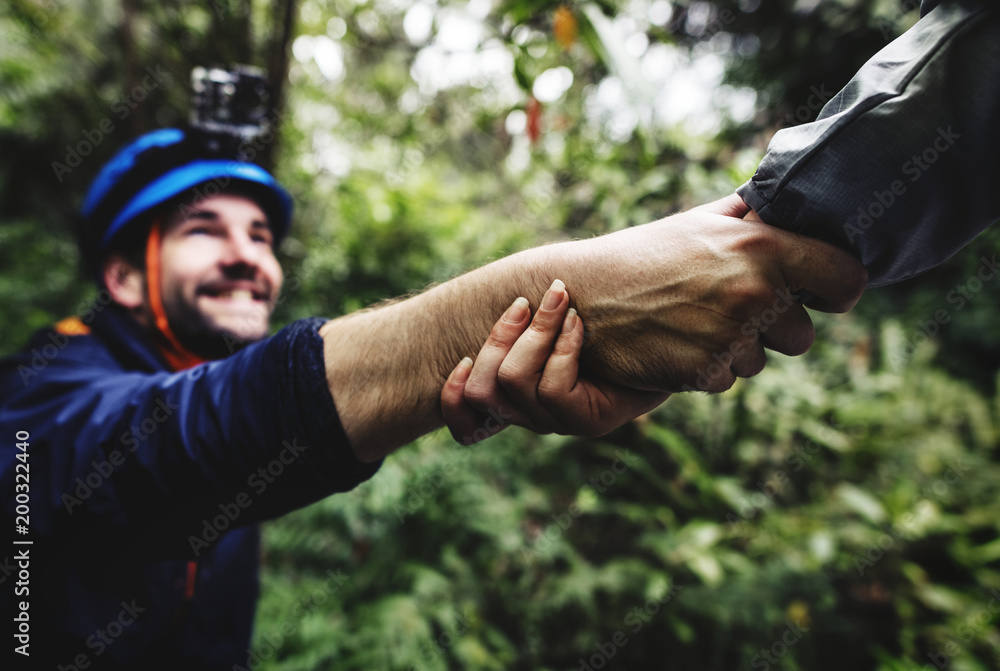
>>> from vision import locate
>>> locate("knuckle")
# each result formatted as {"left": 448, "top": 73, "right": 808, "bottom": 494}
{"left": 730, "top": 278, "right": 773, "bottom": 312}
{"left": 462, "top": 381, "right": 495, "bottom": 409}
{"left": 688, "top": 365, "right": 736, "bottom": 393}
{"left": 797, "top": 330, "right": 816, "bottom": 355}
{"left": 735, "top": 225, "right": 781, "bottom": 257}
{"left": 551, "top": 335, "right": 577, "bottom": 357}
{"left": 528, "top": 316, "right": 555, "bottom": 335}
{"left": 750, "top": 278, "right": 779, "bottom": 304}
{"left": 713, "top": 374, "right": 738, "bottom": 393}
{"left": 497, "top": 361, "right": 526, "bottom": 389}
{"left": 440, "top": 387, "right": 460, "bottom": 409}
{"left": 536, "top": 378, "right": 561, "bottom": 402}
{"left": 843, "top": 261, "right": 869, "bottom": 303}
{"left": 786, "top": 321, "right": 816, "bottom": 355}
{"left": 744, "top": 354, "right": 767, "bottom": 379}
{"left": 496, "top": 370, "right": 516, "bottom": 390}
{"left": 484, "top": 329, "right": 514, "bottom": 350}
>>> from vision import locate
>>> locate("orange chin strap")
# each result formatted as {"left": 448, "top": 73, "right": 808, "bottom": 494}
{"left": 145, "top": 218, "right": 208, "bottom": 372}
{"left": 143, "top": 218, "right": 203, "bottom": 626}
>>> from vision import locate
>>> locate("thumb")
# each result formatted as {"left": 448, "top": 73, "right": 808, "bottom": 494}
{"left": 690, "top": 193, "right": 752, "bottom": 218}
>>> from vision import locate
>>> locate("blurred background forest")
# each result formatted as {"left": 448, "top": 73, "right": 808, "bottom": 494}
{"left": 3, "top": 0, "right": 1000, "bottom": 669}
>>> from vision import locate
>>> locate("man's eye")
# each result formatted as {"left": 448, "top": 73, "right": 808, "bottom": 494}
{"left": 188, "top": 226, "right": 211, "bottom": 236}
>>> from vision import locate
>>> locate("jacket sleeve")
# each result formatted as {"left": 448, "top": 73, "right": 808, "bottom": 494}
{"left": 0, "top": 317, "right": 381, "bottom": 559}
{"left": 736, "top": 0, "right": 999, "bottom": 287}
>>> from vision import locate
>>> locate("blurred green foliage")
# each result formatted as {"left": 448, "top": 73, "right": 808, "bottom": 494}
{"left": 2, "top": 0, "right": 999, "bottom": 669}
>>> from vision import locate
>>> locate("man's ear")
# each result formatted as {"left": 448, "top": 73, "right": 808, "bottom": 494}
{"left": 102, "top": 254, "right": 146, "bottom": 310}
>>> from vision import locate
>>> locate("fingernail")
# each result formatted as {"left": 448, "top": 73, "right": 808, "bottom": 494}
{"left": 562, "top": 308, "right": 577, "bottom": 332}
{"left": 452, "top": 356, "right": 473, "bottom": 383}
{"left": 541, "top": 279, "right": 565, "bottom": 311}
{"left": 503, "top": 296, "right": 530, "bottom": 323}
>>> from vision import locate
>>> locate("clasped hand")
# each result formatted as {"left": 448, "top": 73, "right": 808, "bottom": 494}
{"left": 441, "top": 194, "right": 867, "bottom": 444}
{"left": 442, "top": 280, "right": 669, "bottom": 444}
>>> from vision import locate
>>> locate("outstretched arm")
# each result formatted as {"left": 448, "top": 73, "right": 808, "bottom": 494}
{"left": 319, "top": 194, "right": 867, "bottom": 462}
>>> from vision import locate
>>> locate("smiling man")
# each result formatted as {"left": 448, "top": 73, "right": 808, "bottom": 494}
{"left": 107, "top": 192, "right": 283, "bottom": 362}
{"left": 0, "top": 126, "right": 865, "bottom": 669}
{"left": 157, "top": 195, "right": 280, "bottom": 345}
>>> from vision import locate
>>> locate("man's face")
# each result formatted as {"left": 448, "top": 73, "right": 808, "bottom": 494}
{"left": 157, "top": 193, "right": 283, "bottom": 357}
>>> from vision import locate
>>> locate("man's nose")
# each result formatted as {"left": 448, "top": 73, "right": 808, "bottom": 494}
{"left": 220, "top": 232, "right": 263, "bottom": 269}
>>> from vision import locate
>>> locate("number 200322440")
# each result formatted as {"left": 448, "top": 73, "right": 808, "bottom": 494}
{"left": 15, "top": 431, "right": 29, "bottom": 533}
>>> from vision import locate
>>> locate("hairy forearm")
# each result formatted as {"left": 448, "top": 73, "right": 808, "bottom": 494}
{"left": 319, "top": 246, "right": 556, "bottom": 461}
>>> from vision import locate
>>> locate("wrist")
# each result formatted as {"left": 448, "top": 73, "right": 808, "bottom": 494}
{"left": 423, "top": 245, "right": 558, "bottom": 381}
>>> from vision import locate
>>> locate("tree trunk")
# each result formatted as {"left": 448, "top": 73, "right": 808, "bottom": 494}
{"left": 262, "top": 0, "right": 297, "bottom": 171}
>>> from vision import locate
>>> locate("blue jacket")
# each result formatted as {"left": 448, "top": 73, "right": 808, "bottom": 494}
{"left": 0, "top": 304, "right": 381, "bottom": 669}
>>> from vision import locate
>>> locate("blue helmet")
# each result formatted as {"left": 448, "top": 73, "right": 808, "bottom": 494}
{"left": 79, "top": 127, "right": 293, "bottom": 270}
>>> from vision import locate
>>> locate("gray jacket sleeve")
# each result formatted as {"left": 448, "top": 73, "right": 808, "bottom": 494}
{"left": 736, "top": 0, "right": 999, "bottom": 287}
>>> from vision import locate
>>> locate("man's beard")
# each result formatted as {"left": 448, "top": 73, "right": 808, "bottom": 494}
{"left": 165, "top": 296, "right": 272, "bottom": 360}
